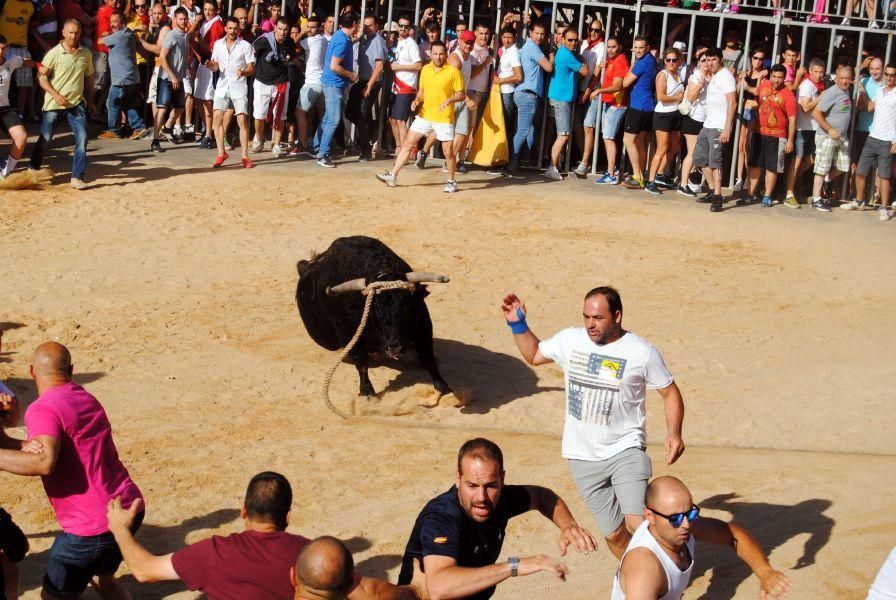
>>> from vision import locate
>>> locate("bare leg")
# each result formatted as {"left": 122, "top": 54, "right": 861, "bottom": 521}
{"left": 213, "top": 109, "right": 226, "bottom": 157}
{"left": 879, "top": 176, "right": 891, "bottom": 208}
{"left": 581, "top": 126, "right": 595, "bottom": 168}
{"left": 649, "top": 130, "right": 670, "bottom": 182}
{"left": 297, "top": 109, "right": 310, "bottom": 150}
{"left": 748, "top": 166, "right": 761, "bottom": 196}
{"left": 442, "top": 139, "right": 456, "bottom": 181}
{"left": 390, "top": 129, "right": 425, "bottom": 179}
{"left": 452, "top": 134, "right": 468, "bottom": 165}
{"left": 680, "top": 133, "right": 698, "bottom": 188}
{"left": 422, "top": 131, "right": 437, "bottom": 154}
{"left": 786, "top": 156, "right": 802, "bottom": 196}
{"left": 550, "top": 134, "right": 568, "bottom": 168}
{"left": 605, "top": 138, "right": 618, "bottom": 176}
{"left": 765, "top": 170, "right": 779, "bottom": 199}
{"left": 855, "top": 173, "right": 868, "bottom": 202}
{"left": 93, "top": 575, "right": 131, "bottom": 600}
{"left": 623, "top": 132, "right": 642, "bottom": 180}
{"left": 253, "top": 118, "right": 265, "bottom": 146}
{"left": 237, "top": 114, "right": 250, "bottom": 159}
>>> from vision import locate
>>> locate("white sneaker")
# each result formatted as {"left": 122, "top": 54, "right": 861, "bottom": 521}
{"left": 871, "top": 20, "right": 881, "bottom": 27}
{"left": 841, "top": 16, "right": 851, "bottom": 24}
{"left": 733, "top": 178, "right": 744, "bottom": 193}
{"left": 376, "top": 171, "right": 396, "bottom": 187}
{"left": 70, "top": 178, "right": 88, "bottom": 190}
{"left": 250, "top": 139, "right": 263, "bottom": 152}
{"left": 573, "top": 162, "right": 587, "bottom": 178}
{"left": 272, "top": 144, "right": 285, "bottom": 157}
{"left": 443, "top": 180, "right": 458, "bottom": 193}
{"left": 840, "top": 199, "right": 863, "bottom": 211}
{"left": 879, "top": 207, "right": 892, "bottom": 221}
{"left": 544, "top": 166, "right": 563, "bottom": 181}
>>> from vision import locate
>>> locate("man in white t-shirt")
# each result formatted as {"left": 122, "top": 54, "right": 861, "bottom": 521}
{"left": 296, "top": 15, "right": 327, "bottom": 153}
{"left": 389, "top": 16, "right": 421, "bottom": 153}
{"left": 573, "top": 19, "right": 605, "bottom": 178}
{"left": 692, "top": 47, "right": 736, "bottom": 213}
{"left": 492, "top": 25, "right": 522, "bottom": 173}
{"left": 784, "top": 59, "right": 824, "bottom": 208}
{"left": 0, "top": 36, "right": 41, "bottom": 179}
{"left": 501, "top": 286, "right": 685, "bottom": 560}
{"left": 868, "top": 546, "right": 896, "bottom": 600}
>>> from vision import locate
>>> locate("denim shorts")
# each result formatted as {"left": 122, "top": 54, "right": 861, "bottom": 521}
{"left": 550, "top": 99, "right": 572, "bottom": 135}
{"left": 299, "top": 82, "right": 323, "bottom": 112}
{"left": 43, "top": 511, "right": 144, "bottom": 599}
{"left": 601, "top": 105, "right": 627, "bottom": 140}
{"left": 155, "top": 75, "right": 186, "bottom": 109}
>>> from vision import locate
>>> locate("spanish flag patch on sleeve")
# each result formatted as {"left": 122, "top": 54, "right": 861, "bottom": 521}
{"left": 433, "top": 536, "right": 448, "bottom": 544}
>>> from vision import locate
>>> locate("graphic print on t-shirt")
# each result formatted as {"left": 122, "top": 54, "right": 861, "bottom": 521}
{"left": 567, "top": 351, "right": 627, "bottom": 425}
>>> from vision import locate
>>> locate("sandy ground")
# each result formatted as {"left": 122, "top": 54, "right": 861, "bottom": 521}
{"left": 1, "top": 131, "right": 895, "bottom": 599}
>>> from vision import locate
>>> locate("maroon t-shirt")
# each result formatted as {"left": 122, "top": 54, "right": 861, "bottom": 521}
{"left": 171, "top": 530, "right": 361, "bottom": 599}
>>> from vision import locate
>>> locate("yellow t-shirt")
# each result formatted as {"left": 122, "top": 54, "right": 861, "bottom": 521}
{"left": 127, "top": 14, "right": 147, "bottom": 65}
{"left": 42, "top": 43, "right": 95, "bottom": 111}
{"left": 0, "top": 0, "right": 35, "bottom": 46}
{"left": 418, "top": 62, "right": 464, "bottom": 124}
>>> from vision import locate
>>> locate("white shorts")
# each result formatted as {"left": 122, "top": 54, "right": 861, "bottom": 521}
{"left": 183, "top": 73, "right": 194, "bottom": 96}
{"left": 213, "top": 91, "right": 249, "bottom": 115}
{"left": 253, "top": 79, "right": 290, "bottom": 121}
{"left": 194, "top": 64, "right": 215, "bottom": 100}
{"left": 147, "top": 65, "right": 160, "bottom": 104}
{"left": 410, "top": 116, "right": 454, "bottom": 142}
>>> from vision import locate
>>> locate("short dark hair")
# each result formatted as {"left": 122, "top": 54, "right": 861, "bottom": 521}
{"left": 276, "top": 16, "right": 290, "bottom": 26}
{"left": 749, "top": 46, "right": 767, "bottom": 58}
{"left": 224, "top": 15, "right": 238, "bottom": 26}
{"left": 584, "top": 286, "right": 623, "bottom": 314}
{"left": 339, "top": 12, "right": 359, "bottom": 28}
{"left": 474, "top": 21, "right": 490, "bottom": 31}
{"left": 244, "top": 471, "right": 292, "bottom": 530}
{"left": 634, "top": 34, "right": 650, "bottom": 45}
{"left": 770, "top": 63, "right": 787, "bottom": 75}
{"left": 783, "top": 44, "right": 798, "bottom": 54}
{"left": 886, "top": 62, "right": 896, "bottom": 71}
{"left": 424, "top": 20, "right": 440, "bottom": 32}
{"left": 203, "top": 0, "right": 217, "bottom": 9}
{"left": 500, "top": 25, "right": 516, "bottom": 37}
{"left": 0, "top": 35, "right": 6, "bottom": 45}
{"left": 457, "top": 438, "right": 504, "bottom": 473}
{"left": 702, "top": 46, "right": 722, "bottom": 59}
{"left": 430, "top": 38, "right": 447, "bottom": 51}
{"left": 173, "top": 6, "right": 188, "bottom": 17}
{"left": 307, "top": 13, "right": 320, "bottom": 24}
{"left": 530, "top": 20, "right": 546, "bottom": 33}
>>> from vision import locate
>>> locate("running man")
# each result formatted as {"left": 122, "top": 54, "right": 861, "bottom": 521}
{"left": 376, "top": 40, "right": 465, "bottom": 193}
{"left": 0, "top": 35, "right": 41, "bottom": 179}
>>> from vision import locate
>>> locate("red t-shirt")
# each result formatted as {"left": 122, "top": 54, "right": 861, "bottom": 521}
{"left": 171, "top": 530, "right": 361, "bottom": 600}
{"left": 758, "top": 79, "right": 797, "bottom": 138}
{"left": 601, "top": 53, "right": 630, "bottom": 107}
{"left": 95, "top": 4, "right": 114, "bottom": 53}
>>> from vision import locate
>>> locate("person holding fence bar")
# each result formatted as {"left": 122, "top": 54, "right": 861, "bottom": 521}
{"left": 509, "top": 21, "right": 552, "bottom": 175}
{"left": 854, "top": 63, "right": 896, "bottom": 222}
{"left": 592, "top": 36, "right": 628, "bottom": 185}
{"left": 621, "top": 35, "right": 655, "bottom": 190}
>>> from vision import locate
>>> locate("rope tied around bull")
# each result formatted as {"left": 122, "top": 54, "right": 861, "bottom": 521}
{"left": 321, "top": 280, "right": 418, "bottom": 419}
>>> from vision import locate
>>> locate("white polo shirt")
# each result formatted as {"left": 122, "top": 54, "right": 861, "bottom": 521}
{"left": 869, "top": 84, "right": 896, "bottom": 144}
{"left": 211, "top": 37, "right": 255, "bottom": 99}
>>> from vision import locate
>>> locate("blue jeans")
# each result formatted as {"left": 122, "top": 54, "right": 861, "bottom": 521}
{"left": 29, "top": 102, "right": 88, "bottom": 180}
{"left": 511, "top": 89, "right": 539, "bottom": 170}
{"left": 313, "top": 83, "right": 346, "bottom": 158}
{"left": 106, "top": 83, "right": 146, "bottom": 132}
{"left": 501, "top": 92, "right": 517, "bottom": 162}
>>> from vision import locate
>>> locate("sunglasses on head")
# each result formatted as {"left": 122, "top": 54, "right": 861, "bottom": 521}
{"left": 650, "top": 505, "right": 700, "bottom": 527}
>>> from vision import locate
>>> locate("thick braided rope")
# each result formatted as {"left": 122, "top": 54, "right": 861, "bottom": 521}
{"left": 321, "top": 280, "right": 417, "bottom": 419}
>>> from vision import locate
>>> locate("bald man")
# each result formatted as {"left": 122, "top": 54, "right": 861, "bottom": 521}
{"left": 612, "top": 476, "right": 791, "bottom": 600}
{"left": 0, "top": 342, "right": 144, "bottom": 600}
{"left": 292, "top": 536, "right": 355, "bottom": 599}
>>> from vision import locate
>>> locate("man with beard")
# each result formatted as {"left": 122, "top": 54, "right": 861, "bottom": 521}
{"left": 207, "top": 15, "right": 255, "bottom": 168}
{"left": 500, "top": 286, "right": 685, "bottom": 560}
{"left": 398, "top": 438, "right": 596, "bottom": 600}
{"left": 252, "top": 16, "right": 296, "bottom": 155}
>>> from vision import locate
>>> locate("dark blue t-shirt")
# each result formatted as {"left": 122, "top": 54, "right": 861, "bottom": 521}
{"left": 321, "top": 29, "right": 353, "bottom": 88}
{"left": 629, "top": 53, "right": 657, "bottom": 112}
{"left": 398, "top": 485, "right": 531, "bottom": 600}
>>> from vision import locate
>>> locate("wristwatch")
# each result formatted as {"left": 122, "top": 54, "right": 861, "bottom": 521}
{"left": 508, "top": 556, "right": 520, "bottom": 577}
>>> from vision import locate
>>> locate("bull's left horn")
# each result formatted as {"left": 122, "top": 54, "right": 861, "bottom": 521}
{"left": 406, "top": 272, "right": 450, "bottom": 284}
{"left": 326, "top": 278, "right": 368, "bottom": 295}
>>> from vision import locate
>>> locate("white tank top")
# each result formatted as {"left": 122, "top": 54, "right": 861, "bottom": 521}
{"left": 654, "top": 70, "right": 685, "bottom": 113}
{"left": 453, "top": 48, "right": 472, "bottom": 87}
{"left": 611, "top": 520, "right": 695, "bottom": 600}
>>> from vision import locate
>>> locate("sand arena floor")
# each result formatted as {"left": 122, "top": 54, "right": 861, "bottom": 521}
{"left": 1, "top": 134, "right": 894, "bottom": 598}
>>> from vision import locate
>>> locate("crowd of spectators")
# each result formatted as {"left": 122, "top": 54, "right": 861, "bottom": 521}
{"left": 0, "top": 0, "right": 894, "bottom": 218}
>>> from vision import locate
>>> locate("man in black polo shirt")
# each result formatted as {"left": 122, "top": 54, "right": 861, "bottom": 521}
{"left": 398, "top": 438, "right": 597, "bottom": 599}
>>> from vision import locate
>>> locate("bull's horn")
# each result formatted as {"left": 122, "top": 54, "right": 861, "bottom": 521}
{"left": 326, "top": 278, "right": 368, "bottom": 295}
{"left": 405, "top": 272, "right": 450, "bottom": 284}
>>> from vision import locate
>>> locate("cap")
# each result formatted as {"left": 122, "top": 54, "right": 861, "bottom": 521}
{"left": 673, "top": 41, "right": 687, "bottom": 54}
{"left": 388, "top": 21, "right": 399, "bottom": 32}
{"left": 460, "top": 29, "right": 476, "bottom": 43}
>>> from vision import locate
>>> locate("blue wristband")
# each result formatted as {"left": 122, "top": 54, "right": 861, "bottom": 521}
{"left": 507, "top": 307, "right": 529, "bottom": 334}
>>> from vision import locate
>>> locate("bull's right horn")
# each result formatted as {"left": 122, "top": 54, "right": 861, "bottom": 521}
{"left": 405, "top": 272, "right": 450, "bottom": 284}
{"left": 326, "top": 278, "right": 368, "bottom": 295}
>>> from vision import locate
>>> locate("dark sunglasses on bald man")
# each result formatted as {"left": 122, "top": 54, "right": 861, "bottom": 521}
{"left": 649, "top": 505, "right": 700, "bottom": 527}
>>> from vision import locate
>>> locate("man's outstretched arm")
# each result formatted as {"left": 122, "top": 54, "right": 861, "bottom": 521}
{"left": 107, "top": 498, "right": 180, "bottom": 583}
{"left": 692, "top": 517, "right": 791, "bottom": 598}
{"left": 500, "top": 293, "right": 553, "bottom": 366}
{"left": 525, "top": 485, "right": 597, "bottom": 555}
{"left": 421, "top": 553, "right": 566, "bottom": 600}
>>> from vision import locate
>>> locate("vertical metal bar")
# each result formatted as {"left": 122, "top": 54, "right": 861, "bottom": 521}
{"left": 308, "top": 0, "right": 314, "bottom": 19}
{"left": 565, "top": 2, "right": 585, "bottom": 173}
{"left": 493, "top": 0, "right": 502, "bottom": 34}
{"left": 334, "top": 0, "right": 341, "bottom": 22}
{"left": 634, "top": 0, "right": 642, "bottom": 40}
{"left": 281, "top": 0, "right": 286, "bottom": 17}
{"left": 686, "top": 13, "right": 695, "bottom": 59}
{"left": 440, "top": 0, "right": 449, "bottom": 39}
{"left": 360, "top": 0, "right": 367, "bottom": 22}
{"left": 523, "top": 0, "right": 531, "bottom": 38}
{"left": 414, "top": 0, "right": 421, "bottom": 33}
{"left": 535, "top": 0, "right": 558, "bottom": 169}
{"left": 660, "top": 12, "right": 668, "bottom": 52}
{"left": 799, "top": 24, "right": 807, "bottom": 64}
{"left": 825, "top": 27, "right": 835, "bottom": 73}
{"left": 377, "top": 0, "right": 395, "bottom": 151}
{"left": 729, "top": 17, "right": 752, "bottom": 188}
{"left": 771, "top": 11, "right": 781, "bottom": 61}
{"left": 469, "top": 0, "right": 475, "bottom": 27}
{"left": 886, "top": 31, "right": 893, "bottom": 63}
{"left": 591, "top": 4, "right": 613, "bottom": 175}
{"left": 716, "top": 15, "right": 724, "bottom": 49}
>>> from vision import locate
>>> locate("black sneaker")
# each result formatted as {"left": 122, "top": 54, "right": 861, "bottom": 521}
{"left": 644, "top": 181, "right": 662, "bottom": 195}
{"left": 182, "top": 126, "right": 196, "bottom": 142}
{"left": 697, "top": 192, "right": 714, "bottom": 203}
{"left": 710, "top": 196, "right": 723, "bottom": 212}
{"left": 161, "top": 125, "right": 174, "bottom": 140}
{"left": 813, "top": 198, "right": 833, "bottom": 212}
{"left": 677, "top": 185, "right": 696, "bottom": 198}
{"left": 357, "top": 152, "right": 373, "bottom": 162}
{"left": 415, "top": 150, "right": 427, "bottom": 169}
{"left": 150, "top": 139, "right": 164, "bottom": 152}
{"left": 736, "top": 194, "right": 754, "bottom": 206}
{"left": 317, "top": 156, "right": 336, "bottom": 168}
{"left": 656, "top": 175, "right": 676, "bottom": 189}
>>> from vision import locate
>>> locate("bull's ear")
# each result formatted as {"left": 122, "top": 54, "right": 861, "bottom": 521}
{"left": 297, "top": 260, "right": 309, "bottom": 276}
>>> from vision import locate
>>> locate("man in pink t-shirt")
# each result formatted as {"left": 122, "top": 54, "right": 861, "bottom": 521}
{"left": 107, "top": 472, "right": 418, "bottom": 599}
{"left": 0, "top": 341, "right": 143, "bottom": 600}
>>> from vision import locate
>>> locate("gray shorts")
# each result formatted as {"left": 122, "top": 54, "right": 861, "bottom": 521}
{"left": 693, "top": 127, "right": 723, "bottom": 169}
{"left": 567, "top": 447, "right": 652, "bottom": 537}
{"left": 454, "top": 102, "right": 471, "bottom": 136}
{"left": 213, "top": 92, "right": 249, "bottom": 115}
{"left": 856, "top": 136, "right": 894, "bottom": 179}
{"left": 299, "top": 82, "right": 323, "bottom": 112}
{"left": 93, "top": 51, "right": 109, "bottom": 90}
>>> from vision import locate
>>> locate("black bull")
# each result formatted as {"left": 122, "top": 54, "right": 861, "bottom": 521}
{"left": 295, "top": 236, "right": 452, "bottom": 398}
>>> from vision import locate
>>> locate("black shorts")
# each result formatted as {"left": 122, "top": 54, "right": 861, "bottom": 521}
{"left": 623, "top": 108, "right": 652, "bottom": 134}
{"left": 681, "top": 115, "right": 703, "bottom": 136}
{"left": 748, "top": 134, "right": 787, "bottom": 173}
{"left": 390, "top": 92, "right": 414, "bottom": 122}
{"left": 0, "top": 105, "right": 23, "bottom": 134}
{"left": 653, "top": 111, "right": 681, "bottom": 132}
{"left": 851, "top": 130, "right": 870, "bottom": 164}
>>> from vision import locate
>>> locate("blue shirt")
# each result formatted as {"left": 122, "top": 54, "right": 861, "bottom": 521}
{"left": 321, "top": 29, "right": 353, "bottom": 88}
{"left": 547, "top": 45, "right": 581, "bottom": 102}
{"left": 629, "top": 53, "right": 657, "bottom": 112}
{"left": 517, "top": 38, "right": 546, "bottom": 97}
{"left": 857, "top": 76, "right": 882, "bottom": 132}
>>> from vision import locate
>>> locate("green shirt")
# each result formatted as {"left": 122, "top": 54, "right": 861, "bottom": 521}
{"left": 42, "top": 43, "right": 94, "bottom": 111}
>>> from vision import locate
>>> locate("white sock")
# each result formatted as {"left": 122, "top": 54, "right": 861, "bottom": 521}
{"left": 1, "top": 156, "right": 17, "bottom": 177}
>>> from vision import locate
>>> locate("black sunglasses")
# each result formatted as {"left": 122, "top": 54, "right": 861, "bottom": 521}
{"left": 565, "top": 37, "right": 578, "bottom": 42}
{"left": 649, "top": 505, "right": 700, "bottom": 527}
{"left": 398, "top": 22, "right": 410, "bottom": 27}
{"left": 590, "top": 27, "right": 602, "bottom": 32}
{"left": 665, "top": 57, "right": 679, "bottom": 63}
